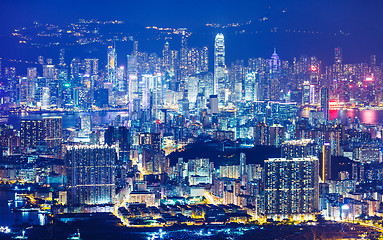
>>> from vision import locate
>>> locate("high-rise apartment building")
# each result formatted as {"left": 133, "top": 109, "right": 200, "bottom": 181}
{"left": 264, "top": 157, "right": 319, "bottom": 218}
{"left": 281, "top": 139, "right": 316, "bottom": 159}
{"left": 43, "top": 117, "right": 62, "bottom": 149}
{"left": 65, "top": 145, "right": 117, "bottom": 205}
{"left": 20, "top": 119, "right": 44, "bottom": 150}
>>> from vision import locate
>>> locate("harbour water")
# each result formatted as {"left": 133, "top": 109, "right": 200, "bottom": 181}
{"left": 6, "top": 111, "right": 131, "bottom": 129}
{"left": 0, "top": 190, "right": 46, "bottom": 227}
{"left": 4, "top": 109, "right": 383, "bottom": 130}
{"left": 300, "top": 108, "right": 383, "bottom": 125}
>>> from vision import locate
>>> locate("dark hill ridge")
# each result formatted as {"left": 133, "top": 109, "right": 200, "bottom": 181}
{"left": 167, "top": 140, "right": 281, "bottom": 168}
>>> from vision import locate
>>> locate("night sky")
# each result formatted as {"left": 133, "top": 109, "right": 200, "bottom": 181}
{"left": 1, "top": 0, "right": 383, "bottom": 64}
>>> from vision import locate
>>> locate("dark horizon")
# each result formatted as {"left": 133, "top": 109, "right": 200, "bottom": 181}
{"left": 1, "top": 0, "right": 383, "bottom": 68}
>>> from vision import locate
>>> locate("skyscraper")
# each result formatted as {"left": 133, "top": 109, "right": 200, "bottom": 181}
{"left": 281, "top": 139, "right": 316, "bottom": 159}
{"left": 43, "top": 117, "right": 62, "bottom": 149}
{"left": 27, "top": 68, "right": 37, "bottom": 103}
{"left": 214, "top": 33, "right": 225, "bottom": 103}
{"left": 254, "top": 122, "right": 270, "bottom": 146}
{"left": 320, "top": 86, "right": 329, "bottom": 124}
{"left": 104, "top": 126, "right": 130, "bottom": 163}
{"left": 240, "top": 153, "right": 246, "bottom": 178}
{"left": 107, "top": 42, "right": 117, "bottom": 88}
{"left": 321, "top": 142, "right": 331, "bottom": 182}
{"left": 269, "top": 49, "right": 281, "bottom": 101}
{"left": 264, "top": 157, "right": 319, "bottom": 218}
{"left": 162, "top": 42, "right": 170, "bottom": 71}
{"left": 59, "top": 48, "right": 66, "bottom": 67}
{"left": 334, "top": 47, "right": 343, "bottom": 65}
{"left": 65, "top": 145, "right": 117, "bottom": 205}
{"left": 20, "top": 119, "right": 43, "bottom": 150}
{"left": 302, "top": 81, "right": 310, "bottom": 105}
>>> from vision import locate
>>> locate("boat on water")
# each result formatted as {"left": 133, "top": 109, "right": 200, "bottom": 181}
{"left": 11, "top": 230, "right": 27, "bottom": 239}
{"left": 67, "top": 229, "right": 81, "bottom": 240}
{"left": 0, "top": 115, "right": 8, "bottom": 123}
{"left": 11, "top": 207, "right": 39, "bottom": 212}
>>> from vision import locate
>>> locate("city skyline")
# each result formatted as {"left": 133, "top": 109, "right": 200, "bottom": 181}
{"left": 1, "top": 1, "right": 383, "bottom": 239}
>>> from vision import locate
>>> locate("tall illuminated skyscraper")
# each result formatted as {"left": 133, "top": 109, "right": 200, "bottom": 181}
{"left": 320, "top": 87, "right": 329, "bottom": 124}
{"left": 214, "top": 33, "right": 225, "bottom": 103}
{"left": 107, "top": 42, "right": 117, "bottom": 88}
{"left": 66, "top": 145, "right": 117, "bottom": 205}
{"left": 27, "top": 68, "right": 37, "bottom": 103}
{"left": 269, "top": 48, "right": 281, "bottom": 101}
{"left": 162, "top": 42, "right": 170, "bottom": 71}
{"left": 321, "top": 142, "right": 331, "bottom": 182}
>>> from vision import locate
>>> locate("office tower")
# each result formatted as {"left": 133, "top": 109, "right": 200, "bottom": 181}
{"left": 302, "top": 81, "right": 310, "bottom": 105}
{"left": 127, "top": 54, "right": 138, "bottom": 112}
{"left": 201, "top": 46, "right": 209, "bottom": 72}
{"left": 141, "top": 74, "right": 151, "bottom": 110}
{"left": 0, "top": 124, "right": 19, "bottom": 155}
{"left": 19, "top": 77, "right": 28, "bottom": 105}
{"left": 281, "top": 139, "right": 316, "bottom": 159}
{"left": 43, "top": 117, "right": 62, "bottom": 149}
{"left": 65, "top": 145, "right": 117, "bottom": 205}
{"left": 116, "top": 66, "right": 125, "bottom": 92}
{"left": 38, "top": 56, "right": 44, "bottom": 65}
{"left": 334, "top": 47, "right": 343, "bottom": 79}
{"left": 264, "top": 156, "right": 319, "bottom": 217}
{"left": 309, "top": 85, "right": 316, "bottom": 104}
{"left": 84, "top": 58, "right": 99, "bottom": 76}
{"left": 132, "top": 41, "right": 138, "bottom": 56}
{"left": 208, "top": 95, "right": 219, "bottom": 114}
{"left": 107, "top": 43, "right": 117, "bottom": 87}
{"left": 370, "top": 55, "right": 376, "bottom": 67}
{"left": 151, "top": 73, "right": 164, "bottom": 118}
{"left": 78, "top": 115, "right": 91, "bottom": 138}
{"left": 43, "top": 65, "right": 55, "bottom": 79}
{"left": 20, "top": 119, "right": 44, "bottom": 150}
{"left": 34, "top": 77, "right": 46, "bottom": 106}
{"left": 254, "top": 122, "right": 269, "bottom": 146}
{"left": 27, "top": 68, "right": 37, "bottom": 103}
{"left": 321, "top": 143, "right": 331, "bottom": 182}
{"left": 139, "top": 133, "right": 161, "bottom": 152}
{"left": 162, "top": 42, "right": 170, "bottom": 71}
{"left": 309, "top": 59, "right": 320, "bottom": 85}
{"left": 59, "top": 49, "right": 65, "bottom": 67}
{"left": 320, "top": 87, "right": 329, "bottom": 124}
{"left": 240, "top": 153, "right": 246, "bottom": 178}
{"left": 269, "top": 125, "right": 285, "bottom": 147}
{"left": 70, "top": 58, "right": 80, "bottom": 86}
{"left": 187, "top": 76, "right": 199, "bottom": 107}
{"left": 230, "top": 60, "right": 245, "bottom": 102}
{"left": 104, "top": 126, "right": 130, "bottom": 163}
{"left": 244, "top": 72, "right": 257, "bottom": 101}
{"left": 334, "top": 47, "right": 343, "bottom": 65}
{"left": 41, "top": 87, "right": 50, "bottom": 108}
{"left": 269, "top": 49, "right": 281, "bottom": 101}
{"left": 214, "top": 33, "right": 225, "bottom": 103}
{"left": 180, "top": 31, "right": 188, "bottom": 90}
